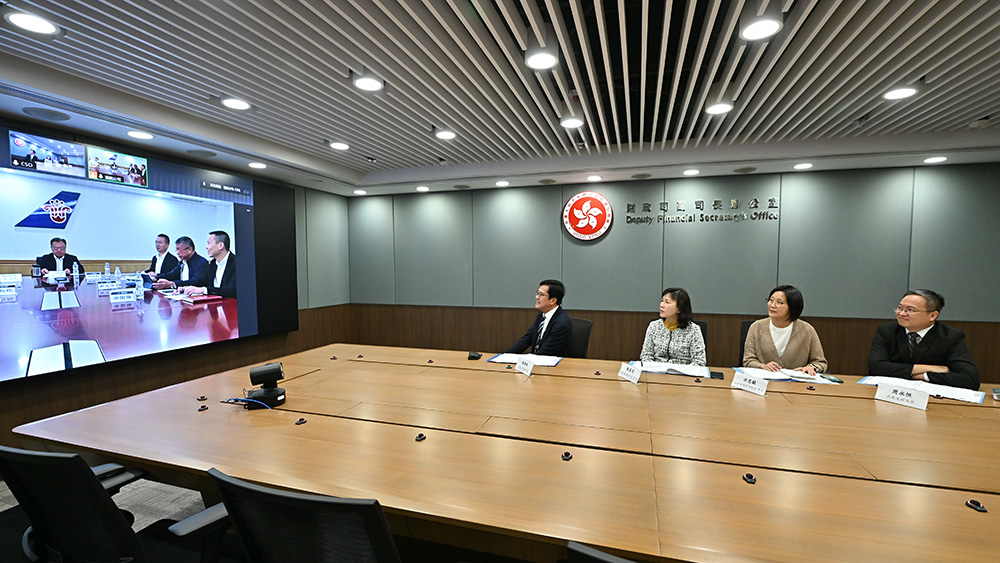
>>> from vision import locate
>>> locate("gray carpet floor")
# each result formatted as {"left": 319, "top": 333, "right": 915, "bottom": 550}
{"left": 0, "top": 478, "right": 205, "bottom": 531}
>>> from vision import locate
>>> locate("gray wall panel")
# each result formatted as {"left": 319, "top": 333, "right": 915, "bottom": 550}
{"left": 561, "top": 181, "right": 664, "bottom": 312}
{"left": 662, "top": 175, "right": 781, "bottom": 315}
{"left": 472, "top": 188, "right": 564, "bottom": 308}
{"left": 294, "top": 186, "right": 309, "bottom": 310}
{"left": 305, "top": 189, "right": 350, "bottom": 307}
{"left": 348, "top": 196, "right": 395, "bottom": 304}
{"left": 393, "top": 192, "right": 474, "bottom": 306}
{"left": 779, "top": 169, "right": 913, "bottom": 318}
{"left": 911, "top": 163, "right": 1000, "bottom": 321}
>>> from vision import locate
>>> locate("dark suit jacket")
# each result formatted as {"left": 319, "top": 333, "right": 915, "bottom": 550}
{"left": 506, "top": 306, "right": 573, "bottom": 356}
{"left": 162, "top": 253, "right": 208, "bottom": 283}
{"left": 182, "top": 252, "right": 237, "bottom": 298}
{"left": 147, "top": 252, "right": 179, "bottom": 275}
{"left": 868, "top": 321, "right": 980, "bottom": 390}
{"left": 37, "top": 253, "right": 84, "bottom": 274}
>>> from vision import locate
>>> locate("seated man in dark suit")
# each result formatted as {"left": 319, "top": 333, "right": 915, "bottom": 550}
{"left": 151, "top": 236, "right": 209, "bottom": 289}
{"left": 38, "top": 237, "right": 84, "bottom": 275}
{"left": 180, "top": 230, "right": 237, "bottom": 299}
{"left": 868, "top": 289, "right": 980, "bottom": 390}
{"left": 506, "top": 279, "right": 573, "bottom": 356}
{"left": 144, "top": 233, "right": 179, "bottom": 276}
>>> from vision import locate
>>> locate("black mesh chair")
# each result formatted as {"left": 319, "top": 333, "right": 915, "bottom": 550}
{"left": 0, "top": 445, "right": 233, "bottom": 563}
{"left": 567, "top": 317, "right": 594, "bottom": 358}
{"left": 207, "top": 467, "right": 401, "bottom": 563}
{"left": 693, "top": 319, "right": 708, "bottom": 345}
{"left": 567, "top": 540, "right": 638, "bottom": 562}
{"left": 740, "top": 319, "right": 755, "bottom": 365}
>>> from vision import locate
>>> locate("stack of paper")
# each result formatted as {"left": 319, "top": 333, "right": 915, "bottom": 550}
{"left": 632, "top": 361, "right": 709, "bottom": 378}
{"left": 858, "top": 376, "right": 985, "bottom": 404}
{"left": 487, "top": 353, "right": 562, "bottom": 367}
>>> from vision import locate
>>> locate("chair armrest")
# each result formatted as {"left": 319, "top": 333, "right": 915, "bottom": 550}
{"left": 168, "top": 502, "right": 229, "bottom": 537}
{"left": 91, "top": 462, "right": 125, "bottom": 479}
{"left": 99, "top": 468, "right": 144, "bottom": 494}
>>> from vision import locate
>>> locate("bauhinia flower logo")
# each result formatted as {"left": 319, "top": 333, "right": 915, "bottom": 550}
{"left": 563, "top": 191, "right": 613, "bottom": 241}
{"left": 43, "top": 199, "right": 71, "bottom": 223}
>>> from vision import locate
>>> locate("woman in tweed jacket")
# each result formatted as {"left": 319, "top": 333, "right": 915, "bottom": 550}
{"left": 640, "top": 287, "right": 706, "bottom": 365}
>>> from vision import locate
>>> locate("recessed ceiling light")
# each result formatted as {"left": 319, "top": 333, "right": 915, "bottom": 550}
{"left": 329, "top": 141, "right": 350, "bottom": 150}
{"left": 793, "top": 163, "right": 813, "bottom": 170}
{"left": 740, "top": 19, "right": 782, "bottom": 40}
{"left": 883, "top": 87, "right": 918, "bottom": 100}
{"left": 683, "top": 169, "right": 700, "bottom": 176}
{"left": 5, "top": 11, "right": 60, "bottom": 35}
{"left": 221, "top": 97, "right": 252, "bottom": 110}
{"left": 923, "top": 156, "right": 947, "bottom": 164}
{"left": 705, "top": 102, "right": 734, "bottom": 115}
{"left": 416, "top": 186, "right": 429, "bottom": 192}
{"left": 127, "top": 131, "right": 154, "bottom": 140}
{"left": 248, "top": 162, "right": 266, "bottom": 169}
{"left": 352, "top": 70, "right": 384, "bottom": 92}
{"left": 739, "top": 3, "right": 783, "bottom": 41}
{"left": 524, "top": 25, "right": 558, "bottom": 70}
{"left": 526, "top": 52, "right": 558, "bottom": 70}
{"left": 587, "top": 175, "right": 602, "bottom": 182}
{"left": 560, "top": 115, "right": 584, "bottom": 128}
{"left": 354, "top": 189, "right": 367, "bottom": 195}
{"left": 495, "top": 181, "right": 509, "bottom": 187}
{"left": 366, "top": 156, "right": 377, "bottom": 163}
{"left": 434, "top": 128, "right": 456, "bottom": 140}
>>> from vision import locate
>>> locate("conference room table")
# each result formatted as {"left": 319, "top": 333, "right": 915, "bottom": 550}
{"left": 0, "top": 276, "right": 238, "bottom": 382}
{"left": 14, "top": 344, "right": 1000, "bottom": 561}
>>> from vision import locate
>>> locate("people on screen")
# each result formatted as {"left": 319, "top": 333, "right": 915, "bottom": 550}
{"left": 152, "top": 236, "right": 209, "bottom": 289}
{"left": 868, "top": 289, "right": 980, "bottom": 390}
{"left": 38, "top": 237, "right": 84, "bottom": 275}
{"left": 743, "top": 285, "right": 827, "bottom": 375}
{"left": 506, "top": 279, "right": 573, "bottom": 356}
{"left": 180, "top": 230, "right": 237, "bottom": 299}
{"left": 640, "top": 287, "right": 706, "bottom": 365}
{"left": 144, "top": 233, "right": 178, "bottom": 276}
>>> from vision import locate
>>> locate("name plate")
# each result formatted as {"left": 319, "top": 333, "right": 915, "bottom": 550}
{"left": 731, "top": 370, "right": 769, "bottom": 396}
{"left": 0, "top": 273, "right": 22, "bottom": 283}
{"left": 0, "top": 286, "right": 17, "bottom": 296}
{"left": 108, "top": 289, "right": 135, "bottom": 303}
{"left": 110, "top": 301, "right": 136, "bottom": 312}
{"left": 515, "top": 357, "right": 535, "bottom": 377}
{"left": 875, "top": 383, "right": 929, "bottom": 410}
{"left": 84, "top": 272, "right": 101, "bottom": 283}
{"left": 618, "top": 362, "right": 641, "bottom": 384}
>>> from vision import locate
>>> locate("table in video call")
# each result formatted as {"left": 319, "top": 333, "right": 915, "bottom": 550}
{"left": 0, "top": 276, "right": 237, "bottom": 381}
{"left": 14, "top": 344, "right": 999, "bottom": 562}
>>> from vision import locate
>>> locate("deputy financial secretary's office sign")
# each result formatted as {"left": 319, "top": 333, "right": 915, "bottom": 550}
{"left": 563, "top": 191, "right": 613, "bottom": 240}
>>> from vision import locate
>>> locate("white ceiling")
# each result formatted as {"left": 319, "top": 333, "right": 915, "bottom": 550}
{"left": 1, "top": 0, "right": 998, "bottom": 196}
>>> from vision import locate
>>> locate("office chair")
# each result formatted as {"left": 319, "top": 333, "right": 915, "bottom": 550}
{"left": 207, "top": 467, "right": 401, "bottom": 563}
{"left": 739, "top": 319, "right": 755, "bottom": 365}
{"left": 566, "top": 540, "right": 638, "bottom": 562}
{"left": 0, "top": 445, "right": 233, "bottom": 563}
{"left": 567, "top": 317, "right": 594, "bottom": 358}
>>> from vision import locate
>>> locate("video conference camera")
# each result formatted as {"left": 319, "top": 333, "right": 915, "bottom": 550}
{"left": 246, "top": 362, "right": 285, "bottom": 409}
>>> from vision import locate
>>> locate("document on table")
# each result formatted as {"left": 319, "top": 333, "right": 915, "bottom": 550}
{"left": 736, "top": 367, "right": 836, "bottom": 384}
{"left": 488, "top": 353, "right": 562, "bottom": 366}
{"left": 631, "top": 361, "right": 709, "bottom": 377}
{"left": 857, "top": 376, "right": 985, "bottom": 404}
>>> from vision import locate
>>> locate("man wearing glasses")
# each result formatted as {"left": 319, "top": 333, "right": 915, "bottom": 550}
{"left": 505, "top": 279, "right": 573, "bottom": 356}
{"left": 868, "top": 289, "right": 980, "bottom": 390}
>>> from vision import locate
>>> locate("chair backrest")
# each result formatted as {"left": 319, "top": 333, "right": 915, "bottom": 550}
{"left": 567, "top": 317, "right": 594, "bottom": 358}
{"left": 0, "top": 445, "right": 145, "bottom": 562}
{"left": 567, "top": 540, "right": 638, "bottom": 562}
{"left": 693, "top": 319, "right": 708, "bottom": 345}
{"left": 739, "top": 319, "right": 755, "bottom": 365}
{"left": 207, "top": 467, "right": 401, "bottom": 563}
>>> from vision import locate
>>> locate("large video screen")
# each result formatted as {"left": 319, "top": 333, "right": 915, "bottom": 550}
{"left": 9, "top": 130, "right": 87, "bottom": 178}
{"left": 1, "top": 127, "right": 264, "bottom": 382}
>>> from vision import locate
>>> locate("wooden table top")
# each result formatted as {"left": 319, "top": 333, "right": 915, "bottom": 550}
{"left": 15, "top": 343, "right": 999, "bottom": 562}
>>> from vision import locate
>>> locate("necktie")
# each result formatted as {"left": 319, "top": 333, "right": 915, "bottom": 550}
{"left": 907, "top": 332, "right": 921, "bottom": 353}
{"left": 181, "top": 261, "right": 189, "bottom": 281}
{"left": 534, "top": 317, "right": 547, "bottom": 352}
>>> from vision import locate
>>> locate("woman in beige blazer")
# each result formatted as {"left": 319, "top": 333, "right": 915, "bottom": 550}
{"left": 743, "top": 285, "right": 827, "bottom": 375}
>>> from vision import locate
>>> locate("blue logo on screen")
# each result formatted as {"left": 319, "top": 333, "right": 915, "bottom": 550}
{"left": 15, "top": 191, "right": 81, "bottom": 229}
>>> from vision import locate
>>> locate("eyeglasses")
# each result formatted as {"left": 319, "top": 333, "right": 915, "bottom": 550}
{"left": 535, "top": 291, "right": 549, "bottom": 298}
{"left": 895, "top": 306, "right": 930, "bottom": 314}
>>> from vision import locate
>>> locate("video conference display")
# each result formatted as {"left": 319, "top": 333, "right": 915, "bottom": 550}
{"left": 1, "top": 127, "right": 263, "bottom": 382}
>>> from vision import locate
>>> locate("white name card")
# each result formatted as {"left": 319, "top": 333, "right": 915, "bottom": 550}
{"left": 731, "top": 370, "right": 769, "bottom": 396}
{"left": 875, "top": 382, "right": 929, "bottom": 410}
{"left": 109, "top": 289, "right": 135, "bottom": 303}
{"left": 0, "top": 273, "right": 22, "bottom": 283}
{"left": 618, "top": 362, "right": 641, "bottom": 384}
{"left": 110, "top": 301, "right": 136, "bottom": 312}
{"left": 0, "top": 286, "right": 17, "bottom": 296}
{"left": 84, "top": 272, "right": 101, "bottom": 283}
{"left": 515, "top": 357, "right": 535, "bottom": 377}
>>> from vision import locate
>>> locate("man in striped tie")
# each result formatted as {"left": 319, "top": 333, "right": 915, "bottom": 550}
{"left": 505, "top": 279, "right": 573, "bottom": 357}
